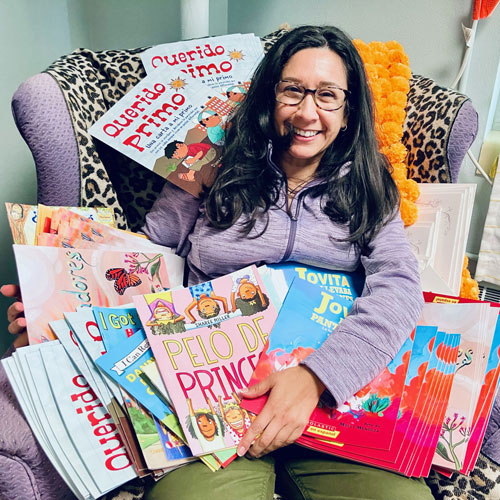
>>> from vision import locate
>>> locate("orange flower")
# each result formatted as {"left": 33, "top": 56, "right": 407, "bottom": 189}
{"left": 356, "top": 39, "right": 418, "bottom": 224}
{"left": 459, "top": 256, "right": 479, "bottom": 299}
{"left": 400, "top": 197, "right": 418, "bottom": 226}
{"left": 390, "top": 62, "right": 412, "bottom": 80}
{"left": 390, "top": 76, "right": 410, "bottom": 94}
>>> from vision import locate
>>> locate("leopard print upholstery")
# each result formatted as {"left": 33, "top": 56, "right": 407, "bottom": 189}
{"left": 426, "top": 454, "right": 500, "bottom": 500}
{"left": 45, "top": 47, "right": 165, "bottom": 231}
{"left": 403, "top": 75, "right": 471, "bottom": 184}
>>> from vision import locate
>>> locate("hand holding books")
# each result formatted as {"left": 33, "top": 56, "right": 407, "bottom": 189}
{"left": 237, "top": 364, "right": 326, "bottom": 458}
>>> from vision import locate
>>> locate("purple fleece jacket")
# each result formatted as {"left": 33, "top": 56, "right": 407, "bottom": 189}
{"left": 142, "top": 155, "right": 424, "bottom": 406}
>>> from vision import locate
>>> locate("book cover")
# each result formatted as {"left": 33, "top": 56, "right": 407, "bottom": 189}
{"left": 141, "top": 33, "right": 263, "bottom": 93}
{"left": 267, "top": 262, "right": 365, "bottom": 303}
{"left": 417, "top": 301, "right": 493, "bottom": 471}
{"left": 89, "top": 67, "right": 236, "bottom": 198}
{"left": 95, "top": 328, "right": 182, "bottom": 437}
{"left": 13, "top": 245, "right": 174, "bottom": 344}
{"left": 133, "top": 265, "right": 278, "bottom": 456}
{"left": 304, "top": 334, "right": 413, "bottom": 450}
{"left": 300, "top": 325, "right": 439, "bottom": 468}
{"left": 93, "top": 304, "right": 142, "bottom": 351}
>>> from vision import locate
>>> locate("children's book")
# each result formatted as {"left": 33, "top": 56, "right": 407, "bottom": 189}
{"left": 141, "top": 33, "right": 264, "bottom": 93}
{"left": 298, "top": 325, "right": 438, "bottom": 466}
{"left": 93, "top": 305, "right": 142, "bottom": 351}
{"left": 417, "top": 301, "right": 493, "bottom": 472}
{"left": 121, "top": 393, "right": 194, "bottom": 471}
{"left": 89, "top": 67, "right": 235, "bottom": 198}
{"left": 133, "top": 265, "right": 278, "bottom": 457}
{"left": 13, "top": 245, "right": 175, "bottom": 344}
{"left": 241, "top": 277, "right": 355, "bottom": 416}
{"left": 267, "top": 262, "right": 365, "bottom": 303}
{"left": 4, "top": 341, "right": 137, "bottom": 499}
{"left": 304, "top": 334, "right": 413, "bottom": 450}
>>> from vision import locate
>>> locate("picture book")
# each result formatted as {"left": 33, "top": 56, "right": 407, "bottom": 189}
{"left": 133, "top": 265, "right": 278, "bottom": 457}
{"left": 140, "top": 33, "right": 264, "bottom": 93}
{"left": 241, "top": 277, "right": 355, "bottom": 416}
{"left": 299, "top": 325, "right": 439, "bottom": 466}
{"left": 417, "top": 301, "right": 494, "bottom": 471}
{"left": 304, "top": 334, "right": 413, "bottom": 450}
{"left": 121, "top": 393, "right": 194, "bottom": 472}
{"left": 89, "top": 66, "right": 236, "bottom": 198}
{"left": 3, "top": 341, "right": 137, "bottom": 499}
{"left": 13, "top": 245, "right": 175, "bottom": 344}
{"left": 93, "top": 304, "right": 142, "bottom": 351}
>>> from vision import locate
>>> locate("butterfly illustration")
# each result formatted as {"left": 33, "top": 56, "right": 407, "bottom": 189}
{"left": 105, "top": 268, "right": 142, "bottom": 295}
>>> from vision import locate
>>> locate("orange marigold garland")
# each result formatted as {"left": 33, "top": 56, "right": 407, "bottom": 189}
{"left": 353, "top": 39, "right": 479, "bottom": 298}
{"left": 460, "top": 256, "right": 480, "bottom": 300}
{"left": 353, "top": 39, "right": 418, "bottom": 226}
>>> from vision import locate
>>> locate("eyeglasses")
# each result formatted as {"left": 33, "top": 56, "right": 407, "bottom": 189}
{"left": 275, "top": 80, "right": 350, "bottom": 111}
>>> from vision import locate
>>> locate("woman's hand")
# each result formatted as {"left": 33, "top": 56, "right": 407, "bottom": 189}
{"left": 237, "top": 365, "right": 325, "bottom": 458}
{"left": 1, "top": 284, "right": 28, "bottom": 348}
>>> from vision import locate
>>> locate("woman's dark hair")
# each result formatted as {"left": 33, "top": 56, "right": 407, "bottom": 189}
{"left": 203, "top": 25, "right": 400, "bottom": 249}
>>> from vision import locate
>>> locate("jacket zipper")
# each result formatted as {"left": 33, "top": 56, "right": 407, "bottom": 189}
{"left": 282, "top": 191, "right": 305, "bottom": 262}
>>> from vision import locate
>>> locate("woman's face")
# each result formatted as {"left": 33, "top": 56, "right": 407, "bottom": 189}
{"left": 274, "top": 47, "right": 348, "bottom": 175}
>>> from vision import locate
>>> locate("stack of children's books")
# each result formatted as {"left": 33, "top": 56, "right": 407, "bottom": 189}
{"left": 3, "top": 32, "right": 500, "bottom": 500}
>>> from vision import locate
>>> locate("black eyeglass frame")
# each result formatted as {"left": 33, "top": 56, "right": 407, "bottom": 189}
{"left": 274, "top": 80, "right": 350, "bottom": 111}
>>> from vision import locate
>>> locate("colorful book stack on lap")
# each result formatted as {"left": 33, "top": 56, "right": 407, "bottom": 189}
{"left": 3, "top": 201, "right": 500, "bottom": 499}
{"left": 241, "top": 265, "right": 500, "bottom": 478}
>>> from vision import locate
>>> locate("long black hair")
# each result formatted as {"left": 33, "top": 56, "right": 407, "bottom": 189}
{"left": 203, "top": 25, "right": 400, "bottom": 249}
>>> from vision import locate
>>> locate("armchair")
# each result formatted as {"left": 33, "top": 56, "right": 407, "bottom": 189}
{"left": 3, "top": 29, "right": 499, "bottom": 500}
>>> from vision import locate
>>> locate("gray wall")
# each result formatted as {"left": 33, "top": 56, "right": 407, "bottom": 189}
{"left": 1, "top": 0, "right": 499, "bottom": 354}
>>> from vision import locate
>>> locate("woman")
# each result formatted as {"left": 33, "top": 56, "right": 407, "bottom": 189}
{"left": 3, "top": 25, "right": 432, "bottom": 500}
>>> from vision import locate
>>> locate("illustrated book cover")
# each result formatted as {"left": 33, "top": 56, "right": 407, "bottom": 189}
{"left": 133, "top": 265, "right": 278, "bottom": 457}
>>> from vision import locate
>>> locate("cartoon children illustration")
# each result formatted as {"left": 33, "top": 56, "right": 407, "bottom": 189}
{"left": 163, "top": 140, "right": 217, "bottom": 182}
{"left": 231, "top": 273, "right": 269, "bottom": 316}
{"left": 198, "top": 109, "right": 225, "bottom": 146}
{"left": 217, "top": 392, "right": 252, "bottom": 444}
{"left": 146, "top": 300, "right": 186, "bottom": 335}
{"left": 185, "top": 281, "right": 228, "bottom": 325}
{"left": 186, "top": 397, "right": 226, "bottom": 453}
{"left": 226, "top": 85, "right": 247, "bottom": 108}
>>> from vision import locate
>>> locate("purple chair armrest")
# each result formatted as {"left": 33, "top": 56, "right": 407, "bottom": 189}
{"left": 0, "top": 354, "right": 73, "bottom": 499}
{"left": 447, "top": 99, "right": 478, "bottom": 183}
{"left": 11, "top": 73, "right": 80, "bottom": 206}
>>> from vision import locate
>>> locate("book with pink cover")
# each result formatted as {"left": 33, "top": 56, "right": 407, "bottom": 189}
{"left": 13, "top": 245, "right": 175, "bottom": 344}
{"left": 422, "top": 291, "right": 500, "bottom": 475}
{"left": 133, "top": 265, "right": 278, "bottom": 457}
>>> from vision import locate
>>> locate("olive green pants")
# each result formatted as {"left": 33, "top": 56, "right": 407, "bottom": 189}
{"left": 145, "top": 445, "right": 434, "bottom": 500}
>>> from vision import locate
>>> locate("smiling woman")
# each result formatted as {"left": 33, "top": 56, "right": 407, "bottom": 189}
{"left": 142, "top": 24, "right": 431, "bottom": 500}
